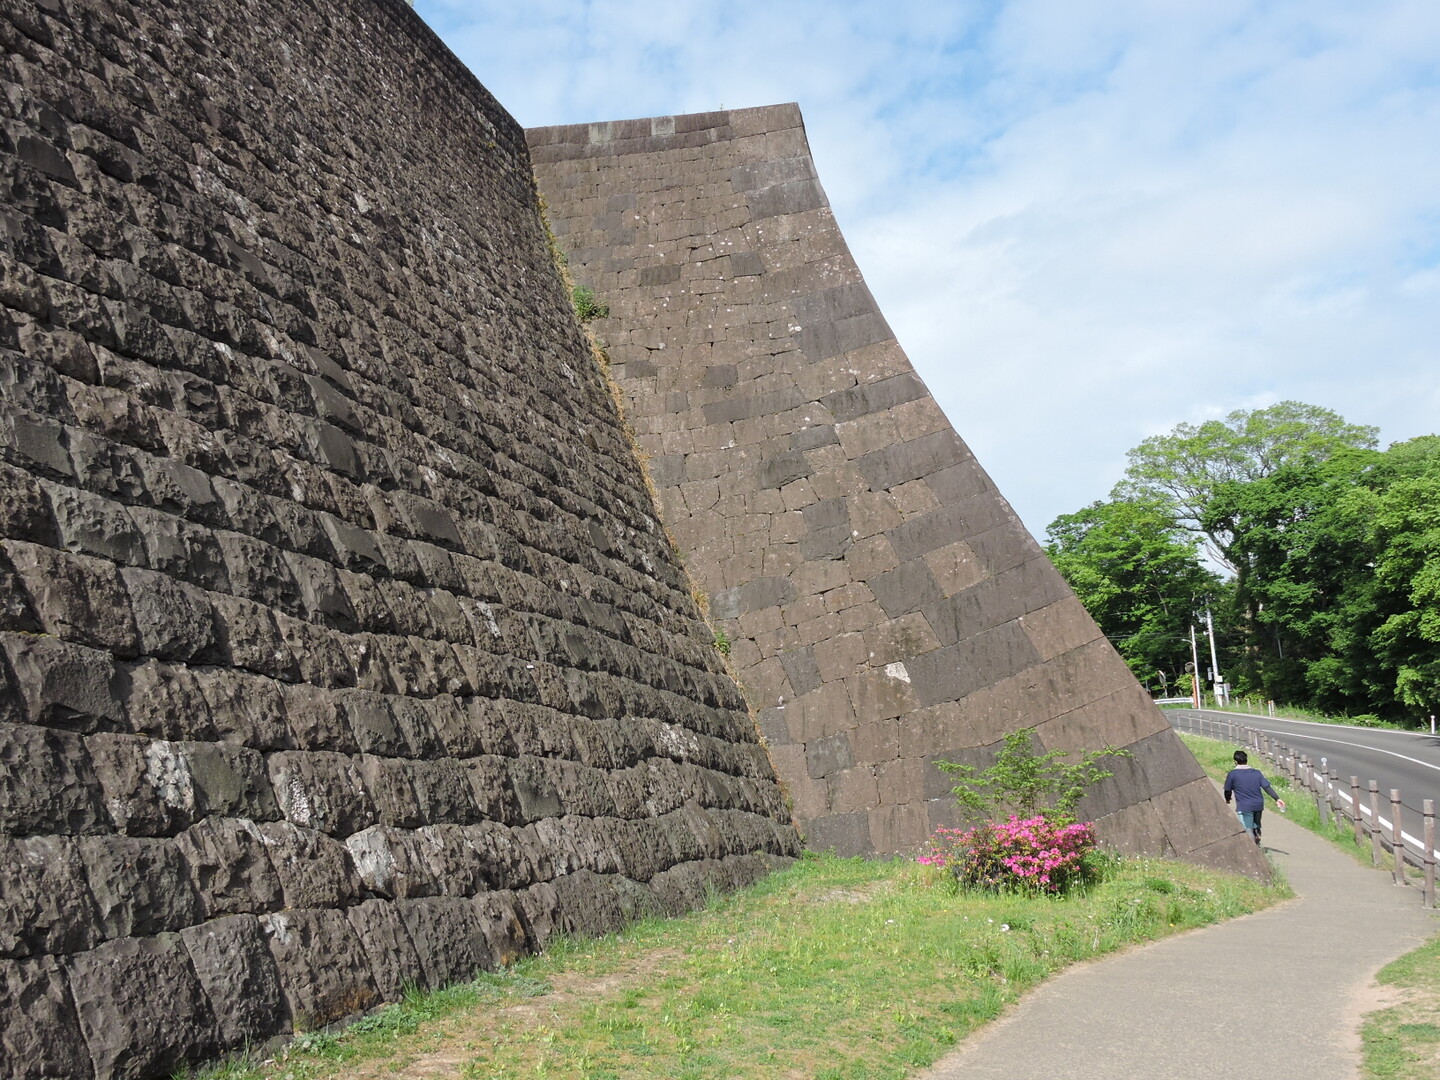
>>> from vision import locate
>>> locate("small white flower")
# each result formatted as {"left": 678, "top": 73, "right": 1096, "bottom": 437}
{"left": 1000, "top": 924, "right": 1010, "bottom": 932}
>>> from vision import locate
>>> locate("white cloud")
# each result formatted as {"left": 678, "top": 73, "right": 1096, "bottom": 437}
{"left": 415, "top": 0, "right": 1440, "bottom": 537}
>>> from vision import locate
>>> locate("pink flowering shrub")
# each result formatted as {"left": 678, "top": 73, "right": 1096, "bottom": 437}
{"left": 918, "top": 815, "right": 1098, "bottom": 894}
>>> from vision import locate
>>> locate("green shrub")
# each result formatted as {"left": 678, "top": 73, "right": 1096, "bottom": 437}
{"left": 936, "top": 728, "right": 1130, "bottom": 822}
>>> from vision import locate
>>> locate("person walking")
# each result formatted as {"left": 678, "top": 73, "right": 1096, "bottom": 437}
{"left": 1224, "top": 750, "right": 1285, "bottom": 845}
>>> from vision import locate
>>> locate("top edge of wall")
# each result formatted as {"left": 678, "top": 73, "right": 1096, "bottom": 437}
{"left": 526, "top": 103, "right": 807, "bottom": 161}
{"left": 362, "top": 0, "right": 526, "bottom": 148}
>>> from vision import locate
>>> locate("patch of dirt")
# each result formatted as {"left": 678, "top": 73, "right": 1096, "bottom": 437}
{"left": 340, "top": 948, "right": 686, "bottom": 1080}
{"left": 1341, "top": 979, "right": 1415, "bottom": 1058}
{"left": 811, "top": 881, "right": 887, "bottom": 904}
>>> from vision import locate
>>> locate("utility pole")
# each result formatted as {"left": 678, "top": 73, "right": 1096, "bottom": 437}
{"left": 1205, "top": 605, "right": 1224, "bottom": 707}
{"left": 1189, "top": 623, "right": 1201, "bottom": 709}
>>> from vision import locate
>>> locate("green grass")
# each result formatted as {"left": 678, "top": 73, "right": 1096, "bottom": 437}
{"left": 1180, "top": 730, "right": 1440, "bottom": 1080}
{"left": 189, "top": 852, "right": 1278, "bottom": 1080}
{"left": 1363, "top": 936, "right": 1440, "bottom": 1080}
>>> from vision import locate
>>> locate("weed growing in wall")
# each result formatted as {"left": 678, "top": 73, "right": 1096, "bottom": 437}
{"left": 571, "top": 284, "right": 611, "bottom": 321}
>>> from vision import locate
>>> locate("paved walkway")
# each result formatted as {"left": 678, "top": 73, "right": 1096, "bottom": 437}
{"left": 920, "top": 809, "right": 1439, "bottom": 1080}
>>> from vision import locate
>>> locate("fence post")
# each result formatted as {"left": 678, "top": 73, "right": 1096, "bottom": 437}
{"left": 1391, "top": 789, "right": 1406, "bottom": 887}
{"left": 1369, "top": 782, "right": 1382, "bottom": 867}
{"left": 1316, "top": 762, "right": 1329, "bottom": 826}
{"left": 1328, "top": 768, "right": 1340, "bottom": 823}
{"left": 1351, "top": 777, "right": 1363, "bottom": 846}
{"left": 1424, "top": 800, "right": 1435, "bottom": 911}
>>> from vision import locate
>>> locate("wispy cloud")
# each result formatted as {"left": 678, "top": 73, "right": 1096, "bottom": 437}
{"left": 414, "top": 0, "right": 1440, "bottom": 537}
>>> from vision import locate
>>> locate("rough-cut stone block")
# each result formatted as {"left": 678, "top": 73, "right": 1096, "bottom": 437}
{"left": 0, "top": 723, "right": 106, "bottom": 836}
{"left": 336, "top": 689, "right": 408, "bottom": 757}
{"left": 0, "top": 956, "right": 93, "bottom": 1080}
{"left": 279, "top": 682, "right": 355, "bottom": 754}
{"left": 185, "top": 741, "right": 279, "bottom": 820}
{"left": 121, "top": 661, "right": 216, "bottom": 743}
{"left": 85, "top": 733, "right": 197, "bottom": 837}
{"left": 512, "top": 881, "right": 561, "bottom": 949}
{"left": 507, "top": 756, "right": 564, "bottom": 823}
{"left": 67, "top": 934, "right": 221, "bottom": 1080}
{"left": 6, "top": 542, "right": 139, "bottom": 657}
{"left": 260, "top": 908, "right": 380, "bottom": 1030}
{"left": 461, "top": 756, "right": 524, "bottom": 825}
{"left": 345, "top": 825, "right": 414, "bottom": 900}
{"left": 267, "top": 751, "right": 375, "bottom": 837}
{"left": 550, "top": 870, "right": 652, "bottom": 939}
{"left": 0, "top": 462, "right": 59, "bottom": 546}
{"left": 0, "top": 835, "right": 104, "bottom": 959}
{"left": 180, "top": 914, "right": 287, "bottom": 1051}
{"left": 174, "top": 817, "right": 285, "bottom": 918}
{"left": 198, "top": 670, "right": 294, "bottom": 750}
{"left": 397, "top": 896, "right": 493, "bottom": 991}
{"left": 256, "top": 820, "right": 366, "bottom": 910}
{"left": 1, "top": 633, "right": 125, "bottom": 733}
{"left": 474, "top": 890, "right": 530, "bottom": 967}
{"left": 76, "top": 835, "right": 202, "bottom": 942}
{"left": 346, "top": 899, "right": 427, "bottom": 1001}
{"left": 356, "top": 755, "right": 425, "bottom": 828}
{"left": 118, "top": 567, "right": 217, "bottom": 662}
{"left": 408, "top": 758, "right": 482, "bottom": 824}
{"left": 208, "top": 595, "right": 294, "bottom": 681}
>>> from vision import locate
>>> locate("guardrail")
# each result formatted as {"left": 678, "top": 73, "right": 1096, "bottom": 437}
{"left": 1169, "top": 712, "right": 1437, "bottom": 909}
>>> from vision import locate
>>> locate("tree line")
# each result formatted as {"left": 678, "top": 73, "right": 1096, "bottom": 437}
{"left": 1045, "top": 401, "right": 1440, "bottom": 725}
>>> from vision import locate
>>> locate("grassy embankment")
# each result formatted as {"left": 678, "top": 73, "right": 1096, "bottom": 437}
{"left": 193, "top": 849, "right": 1276, "bottom": 1080}
{"left": 1180, "top": 731, "right": 1440, "bottom": 1080}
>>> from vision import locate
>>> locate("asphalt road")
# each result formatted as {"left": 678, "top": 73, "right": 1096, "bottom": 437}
{"left": 1170, "top": 708, "right": 1440, "bottom": 859}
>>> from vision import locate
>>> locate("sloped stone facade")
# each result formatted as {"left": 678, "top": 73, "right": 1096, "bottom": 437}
{"left": 0, "top": 3, "right": 798, "bottom": 1077}
{"left": 528, "top": 107, "right": 1267, "bottom": 873}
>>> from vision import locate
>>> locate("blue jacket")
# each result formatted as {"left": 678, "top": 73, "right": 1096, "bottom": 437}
{"left": 1224, "top": 765, "right": 1278, "bottom": 812}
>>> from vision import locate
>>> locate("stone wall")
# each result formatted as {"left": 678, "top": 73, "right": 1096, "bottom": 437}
{"left": 0, "top": 3, "right": 798, "bottom": 1077}
{"left": 528, "top": 107, "right": 1267, "bottom": 873}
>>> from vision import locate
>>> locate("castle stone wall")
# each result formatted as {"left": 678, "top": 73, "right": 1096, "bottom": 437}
{"left": 0, "top": 4, "right": 798, "bottom": 1077}
{"left": 528, "top": 107, "right": 1267, "bottom": 873}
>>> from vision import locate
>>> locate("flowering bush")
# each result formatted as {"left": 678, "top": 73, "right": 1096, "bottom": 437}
{"left": 918, "top": 815, "right": 1098, "bottom": 894}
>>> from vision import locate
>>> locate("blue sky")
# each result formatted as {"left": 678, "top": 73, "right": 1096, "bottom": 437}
{"left": 413, "top": 0, "right": 1440, "bottom": 539}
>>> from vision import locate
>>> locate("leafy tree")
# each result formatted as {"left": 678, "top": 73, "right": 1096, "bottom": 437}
{"left": 1054, "top": 409, "right": 1438, "bottom": 722}
{"left": 1115, "top": 401, "right": 1378, "bottom": 569}
{"left": 1046, "top": 497, "right": 1220, "bottom": 692}
{"left": 1200, "top": 437, "right": 1440, "bottom": 719}
{"left": 1368, "top": 449, "right": 1440, "bottom": 714}
{"left": 1204, "top": 451, "right": 1382, "bottom": 710}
